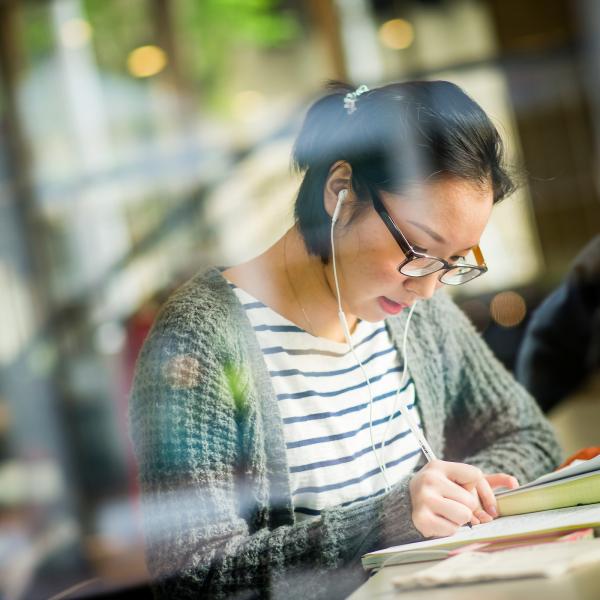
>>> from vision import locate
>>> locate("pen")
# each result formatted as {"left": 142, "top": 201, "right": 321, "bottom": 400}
{"left": 399, "top": 400, "right": 473, "bottom": 528}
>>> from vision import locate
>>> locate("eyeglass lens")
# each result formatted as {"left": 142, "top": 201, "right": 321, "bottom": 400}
{"left": 440, "top": 266, "right": 481, "bottom": 285}
{"left": 400, "top": 257, "right": 482, "bottom": 285}
{"left": 400, "top": 256, "right": 444, "bottom": 277}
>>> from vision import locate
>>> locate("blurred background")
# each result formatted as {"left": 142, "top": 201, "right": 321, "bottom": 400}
{"left": 0, "top": 0, "right": 599, "bottom": 597}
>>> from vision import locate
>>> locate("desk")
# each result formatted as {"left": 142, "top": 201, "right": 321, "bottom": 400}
{"left": 347, "top": 537, "right": 600, "bottom": 600}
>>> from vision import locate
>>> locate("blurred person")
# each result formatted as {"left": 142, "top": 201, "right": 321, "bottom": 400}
{"left": 517, "top": 234, "right": 600, "bottom": 412}
{"left": 129, "top": 81, "right": 561, "bottom": 599}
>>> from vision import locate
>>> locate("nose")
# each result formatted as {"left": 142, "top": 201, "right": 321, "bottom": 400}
{"left": 404, "top": 272, "right": 441, "bottom": 300}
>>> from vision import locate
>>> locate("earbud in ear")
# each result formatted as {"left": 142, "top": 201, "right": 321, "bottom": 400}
{"left": 332, "top": 189, "right": 347, "bottom": 223}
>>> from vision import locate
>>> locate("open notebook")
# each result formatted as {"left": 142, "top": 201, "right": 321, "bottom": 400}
{"left": 362, "top": 502, "right": 600, "bottom": 570}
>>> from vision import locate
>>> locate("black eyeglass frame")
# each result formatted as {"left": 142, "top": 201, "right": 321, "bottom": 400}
{"left": 371, "top": 192, "right": 488, "bottom": 285}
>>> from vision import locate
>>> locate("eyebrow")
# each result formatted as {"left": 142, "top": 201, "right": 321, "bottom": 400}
{"left": 406, "top": 219, "right": 473, "bottom": 255}
{"left": 406, "top": 219, "right": 446, "bottom": 244}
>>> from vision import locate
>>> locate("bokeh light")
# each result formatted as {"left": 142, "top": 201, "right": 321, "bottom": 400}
{"left": 490, "top": 291, "right": 527, "bottom": 328}
{"left": 232, "top": 90, "right": 266, "bottom": 122}
{"left": 378, "top": 19, "right": 414, "bottom": 50}
{"left": 94, "top": 322, "right": 126, "bottom": 355}
{"left": 60, "top": 18, "right": 93, "bottom": 49}
{"left": 126, "top": 45, "right": 168, "bottom": 78}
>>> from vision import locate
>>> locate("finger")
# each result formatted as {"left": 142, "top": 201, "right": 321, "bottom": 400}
{"left": 416, "top": 510, "right": 462, "bottom": 538}
{"left": 473, "top": 508, "right": 493, "bottom": 523}
{"left": 476, "top": 477, "right": 498, "bottom": 517}
{"left": 464, "top": 487, "right": 481, "bottom": 525}
{"left": 486, "top": 473, "right": 520, "bottom": 490}
{"left": 436, "top": 477, "right": 480, "bottom": 512}
{"left": 428, "top": 496, "right": 474, "bottom": 527}
{"left": 438, "top": 460, "right": 483, "bottom": 486}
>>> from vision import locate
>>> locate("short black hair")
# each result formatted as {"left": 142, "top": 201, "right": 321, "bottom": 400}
{"left": 291, "top": 80, "right": 516, "bottom": 263}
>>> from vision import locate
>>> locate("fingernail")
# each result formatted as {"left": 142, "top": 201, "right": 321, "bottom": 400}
{"left": 489, "top": 506, "right": 498, "bottom": 517}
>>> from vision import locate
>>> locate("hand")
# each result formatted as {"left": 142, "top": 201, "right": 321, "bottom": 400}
{"left": 470, "top": 473, "right": 520, "bottom": 524}
{"left": 409, "top": 460, "right": 485, "bottom": 538}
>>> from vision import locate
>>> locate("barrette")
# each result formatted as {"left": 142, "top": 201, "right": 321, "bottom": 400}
{"left": 343, "top": 84, "right": 369, "bottom": 115}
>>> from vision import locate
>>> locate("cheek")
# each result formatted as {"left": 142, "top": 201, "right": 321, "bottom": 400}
{"left": 351, "top": 233, "right": 404, "bottom": 290}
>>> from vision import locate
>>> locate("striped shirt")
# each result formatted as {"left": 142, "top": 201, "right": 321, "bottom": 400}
{"left": 231, "top": 284, "right": 423, "bottom": 520}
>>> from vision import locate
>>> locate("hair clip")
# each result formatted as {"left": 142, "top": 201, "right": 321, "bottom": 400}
{"left": 343, "top": 84, "right": 369, "bottom": 115}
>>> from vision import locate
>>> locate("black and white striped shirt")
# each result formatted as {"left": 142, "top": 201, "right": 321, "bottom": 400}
{"left": 232, "top": 284, "right": 422, "bottom": 520}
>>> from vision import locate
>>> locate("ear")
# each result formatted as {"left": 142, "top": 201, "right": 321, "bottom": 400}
{"left": 323, "top": 161, "right": 353, "bottom": 219}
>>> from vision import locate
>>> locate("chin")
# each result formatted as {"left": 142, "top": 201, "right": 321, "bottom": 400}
{"left": 356, "top": 305, "right": 388, "bottom": 323}
{"left": 361, "top": 314, "right": 385, "bottom": 324}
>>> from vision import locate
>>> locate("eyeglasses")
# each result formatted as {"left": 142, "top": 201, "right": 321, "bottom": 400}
{"left": 371, "top": 192, "right": 488, "bottom": 286}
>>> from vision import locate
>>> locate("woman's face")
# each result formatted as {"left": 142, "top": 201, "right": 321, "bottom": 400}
{"left": 326, "top": 177, "right": 494, "bottom": 322}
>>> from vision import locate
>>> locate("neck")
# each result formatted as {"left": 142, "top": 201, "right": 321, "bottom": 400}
{"left": 281, "top": 227, "right": 358, "bottom": 342}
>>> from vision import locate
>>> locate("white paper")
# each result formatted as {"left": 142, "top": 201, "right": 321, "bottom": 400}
{"left": 364, "top": 502, "right": 600, "bottom": 562}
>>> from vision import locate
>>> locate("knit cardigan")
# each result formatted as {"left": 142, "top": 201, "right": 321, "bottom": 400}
{"left": 129, "top": 267, "right": 562, "bottom": 599}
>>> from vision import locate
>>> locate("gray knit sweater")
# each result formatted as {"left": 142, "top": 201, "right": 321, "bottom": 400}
{"left": 129, "top": 267, "right": 562, "bottom": 599}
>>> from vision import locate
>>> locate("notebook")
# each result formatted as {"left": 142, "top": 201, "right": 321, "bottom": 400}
{"left": 361, "top": 502, "right": 600, "bottom": 570}
{"left": 496, "top": 455, "right": 600, "bottom": 516}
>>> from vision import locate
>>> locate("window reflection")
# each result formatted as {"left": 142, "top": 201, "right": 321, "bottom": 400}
{"left": 0, "top": 0, "right": 598, "bottom": 597}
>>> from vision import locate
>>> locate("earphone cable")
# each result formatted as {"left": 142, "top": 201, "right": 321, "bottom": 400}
{"left": 331, "top": 197, "right": 391, "bottom": 491}
{"left": 379, "top": 300, "right": 417, "bottom": 483}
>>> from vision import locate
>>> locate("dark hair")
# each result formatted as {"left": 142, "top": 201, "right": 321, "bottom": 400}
{"left": 292, "top": 80, "right": 516, "bottom": 263}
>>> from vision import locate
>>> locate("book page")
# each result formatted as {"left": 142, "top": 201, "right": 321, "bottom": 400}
{"left": 392, "top": 539, "right": 600, "bottom": 590}
{"left": 364, "top": 502, "right": 600, "bottom": 560}
{"left": 497, "top": 455, "right": 600, "bottom": 495}
{"left": 497, "top": 470, "right": 600, "bottom": 498}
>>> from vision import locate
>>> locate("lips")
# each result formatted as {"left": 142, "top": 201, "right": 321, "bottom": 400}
{"left": 378, "top": 296, "right": 409, "bottom": 315}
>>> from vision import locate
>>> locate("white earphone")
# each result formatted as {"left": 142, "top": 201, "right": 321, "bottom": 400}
{"left": 331, "top": 189, "right": 353, "bottom": 343}
{"left": 330, "top": 188, "right": 418, "bottom": 492}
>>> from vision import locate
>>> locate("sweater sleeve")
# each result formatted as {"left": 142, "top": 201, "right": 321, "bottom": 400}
{"left": 434, "top": 293, "right": 563, "bottom": 484}
{"left": 128, "top": 298, "right": 423, "bottom": 600}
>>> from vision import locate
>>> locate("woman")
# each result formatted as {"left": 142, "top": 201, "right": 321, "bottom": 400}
{"left": 129, "top": 81, "right": 561, "bottom": 599}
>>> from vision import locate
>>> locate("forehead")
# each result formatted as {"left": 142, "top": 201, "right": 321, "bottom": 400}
{"left": 381, "top": 177, "right": 494, "bottom": 247}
